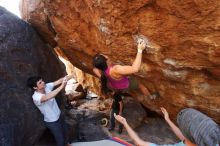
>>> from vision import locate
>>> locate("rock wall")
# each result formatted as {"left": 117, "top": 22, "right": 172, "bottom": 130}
{"left": 20, "top": 0, "right": 220, "bottom": 124}
{"left": 0, "top": 7, "right": 64, "bottom": 146}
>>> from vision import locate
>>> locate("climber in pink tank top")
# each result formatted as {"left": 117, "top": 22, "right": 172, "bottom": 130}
{"left": 105, "top": 66, "right": 129, "bottom": 89}
{"left": 92, "top": 40, "right": 159, "bottom": 99}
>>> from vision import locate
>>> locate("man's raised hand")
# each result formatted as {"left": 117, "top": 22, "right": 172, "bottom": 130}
{"left": 160, "top": 107, "right": 170, "bottom": 121}
{"left": 114, "top": 113, "right": 127, "bottom": 125}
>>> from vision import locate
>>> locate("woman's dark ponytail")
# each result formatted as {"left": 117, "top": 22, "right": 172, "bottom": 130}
{"left": 93, "top": 54, "right": 112, "bottom": 94}
{"left": 100, "top": 71, "right": 111, "bottom": 94}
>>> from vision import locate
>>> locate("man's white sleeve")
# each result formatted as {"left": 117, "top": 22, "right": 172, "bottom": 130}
{"left": 46, "top": 82, "right": 54, "bottom": 91}
{"left": 33, "top": 93, "right": 43, "bottom": 105}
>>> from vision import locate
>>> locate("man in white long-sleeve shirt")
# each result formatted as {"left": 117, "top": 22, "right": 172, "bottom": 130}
{"left": 27, "top": 75, "right": 74, "bottom": 146}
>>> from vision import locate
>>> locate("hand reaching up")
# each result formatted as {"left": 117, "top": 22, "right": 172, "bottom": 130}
{"left": 63, "top": 76, "right": 68, "bottom": 83}
{"left": 61, "top": 77, "right": 68, "bottom": 87}
{"left": 137, "top": 39, "right": 146, "bottom": 51}
{"left": 160, "top": 107, "right": 170, "bottom": 121}
{"left": 114, "top": 113, "right": 127, "bottom": 125}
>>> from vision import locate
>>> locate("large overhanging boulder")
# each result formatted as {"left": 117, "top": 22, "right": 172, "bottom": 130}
{"left": 20, "top": 0, "right": 220, "bottom": 124}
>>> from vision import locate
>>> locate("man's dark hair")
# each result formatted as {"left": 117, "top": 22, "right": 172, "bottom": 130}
{"left": 26, "top": 76, "right": 42, "bottom": 89}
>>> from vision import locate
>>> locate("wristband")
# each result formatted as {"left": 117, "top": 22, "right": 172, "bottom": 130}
{"left": 138, "top": 49, "right": 143, "bottom": 53}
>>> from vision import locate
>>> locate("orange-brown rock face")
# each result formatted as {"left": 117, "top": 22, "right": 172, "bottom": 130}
{"left": 20, "top": 0, "right": 220, "bottom": 123}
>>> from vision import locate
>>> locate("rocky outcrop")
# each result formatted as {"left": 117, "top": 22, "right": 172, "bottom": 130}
{"left": 123, "top": 97, "right": 147, "bottom": 128}
{"left": 0, "top": 7, "right": 64, "bottom": 146}
{"left": 65, "top": 96, "right": 147, "bottom": 142}
{"left": 20, "top": 0, "right": 220, "bottom": 124}
{"left": 67, "top": 108, "right": 108, "bottom": 141}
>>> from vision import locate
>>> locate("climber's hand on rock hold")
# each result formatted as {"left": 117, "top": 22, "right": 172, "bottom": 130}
{"left": 137, "top": 39, "right": 146, "bottom": 52}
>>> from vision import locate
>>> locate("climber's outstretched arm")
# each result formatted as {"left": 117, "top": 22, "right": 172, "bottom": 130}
{"left": 113, "top": 41, "right": 146, "bottom": 75}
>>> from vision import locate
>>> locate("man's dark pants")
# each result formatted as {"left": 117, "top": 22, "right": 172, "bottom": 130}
{"left": 44, "top": 116, "right": 68, "bottom": 146}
